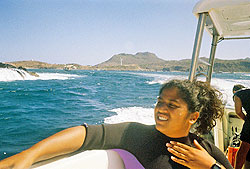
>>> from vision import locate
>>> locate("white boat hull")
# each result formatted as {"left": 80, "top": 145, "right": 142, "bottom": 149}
{"left": 31, "top": 150, "right": 125, "bottom": 169}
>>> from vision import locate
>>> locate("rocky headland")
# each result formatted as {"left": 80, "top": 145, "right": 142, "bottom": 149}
{"left": 0, "top": 62, "right": 39, "bottom": 77}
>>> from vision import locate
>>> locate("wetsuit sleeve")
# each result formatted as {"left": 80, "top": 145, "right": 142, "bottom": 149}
{"left": 78, "top": 122, "right": 131, "bottom": 151}
{"left": 204, "top": 140, "right": 233, "bottom": 169}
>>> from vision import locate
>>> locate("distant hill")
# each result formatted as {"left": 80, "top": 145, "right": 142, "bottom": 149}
{"left": 97, "top": 52, "right": 166, "bottom": 66}
{"left": 96, "top": 53, "right": 250, "bottom": 72}
{"left": 2, "top": 52, "right": 250, "bottom": 72}
{"left": 96, "top": 52, "right": 167, "bottom": 70}
{"left": 213, "top": 58, "right": 250, "bottom": 72}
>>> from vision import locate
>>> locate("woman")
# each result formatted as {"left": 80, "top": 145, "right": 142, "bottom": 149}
{"left": 0, "top": 79, "right": 232, "bottom": 169}
{"left": 232, "top": 84, "right": 250, "bottom": 169}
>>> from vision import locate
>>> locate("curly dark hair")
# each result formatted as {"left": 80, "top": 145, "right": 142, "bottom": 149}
{"left": 233, "top": 84, "right": 245, "bottom": 92}
{"left": 159, "top": 79, "right": 224, "bottom": 135}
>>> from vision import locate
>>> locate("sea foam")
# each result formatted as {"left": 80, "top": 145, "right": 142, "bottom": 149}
{"left": 0, "top": 68, "right": 81, "bottom": 82}
{"left": 105, "top": 107, "right": 155, "bottom": 125}
{"left": 0, "top": 68, "right": 36, "bottom": 81}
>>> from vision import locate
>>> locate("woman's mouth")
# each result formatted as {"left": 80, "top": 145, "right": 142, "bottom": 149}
{"left": 157, "top": 112, "right": 169, "bottom": 121}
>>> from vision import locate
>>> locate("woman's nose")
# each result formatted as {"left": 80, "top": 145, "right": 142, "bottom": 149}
{"left": 157, "top": 103, "right": 168, "bottom": 111}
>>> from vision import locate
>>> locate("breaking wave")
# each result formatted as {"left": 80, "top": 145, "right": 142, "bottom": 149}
{"left": 0, "top": 68, "right": 81, "bottom": 82}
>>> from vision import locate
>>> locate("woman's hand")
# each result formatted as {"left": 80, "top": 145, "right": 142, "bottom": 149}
{"left": 0, "top": 150, "right": 35, "bottom": 169}
{"left": 166, "top": 139, "right": 217, "bottom": 169}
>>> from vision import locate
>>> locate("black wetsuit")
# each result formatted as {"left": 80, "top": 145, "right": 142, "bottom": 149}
{"left": 80, "top": 122, "right": 233, "bottom": 169}
{"left": 234, "top": 89, "right": 250, "bottom": 144}
{"left": 234, "top": 89, "right": 250, "bottom": 161}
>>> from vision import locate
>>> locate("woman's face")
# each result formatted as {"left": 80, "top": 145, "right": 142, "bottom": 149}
{"left": 154, "top": 87, "right": 197, "bottom": 138}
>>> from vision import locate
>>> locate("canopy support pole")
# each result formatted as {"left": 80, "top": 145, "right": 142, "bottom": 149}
{"left": 189, "top": 13, "right": 207, "bottom": 82}
{"left": 207, "top": 29, "right": 224, "bottom": 151}
{"left": 206, "top": 32, "right": 219, "bottom": 83}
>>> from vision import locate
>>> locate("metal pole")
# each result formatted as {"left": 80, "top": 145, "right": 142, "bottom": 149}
{"left": 206, "top": 29, "right": 224, "bottom": 151}
{"left": 189, "top": 13, "right": 207, "bottom": 82}
{"left": 206, "top": 33, "right": 219, "bottom": 83}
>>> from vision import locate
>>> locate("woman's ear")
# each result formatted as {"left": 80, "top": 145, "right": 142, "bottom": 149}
{"left": 189, "top": 112, "right": 200, "bottom": 124}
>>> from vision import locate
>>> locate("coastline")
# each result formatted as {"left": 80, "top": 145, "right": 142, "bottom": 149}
{"left": 1, "top": 55, "right": 250, "bottom": 73}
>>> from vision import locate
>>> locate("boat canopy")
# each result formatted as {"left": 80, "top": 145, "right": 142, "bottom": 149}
{"left": 189, "top": 0, "right": 250, "bottom": 152}
{"left": 189, "top": 0, "right": 250, "bottom": 83}
{"left": 193, "top": 0, "right": 250, "bottom": 38}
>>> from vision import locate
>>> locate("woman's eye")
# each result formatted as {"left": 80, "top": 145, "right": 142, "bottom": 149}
{"left": 168, "top": 104, "right": 177, "bottom": 109}
{"left": 157, "top": 101, "right": 165, "bottom": 106}
{"left": 157, "top": 101, "right": 162, "bottom": 105}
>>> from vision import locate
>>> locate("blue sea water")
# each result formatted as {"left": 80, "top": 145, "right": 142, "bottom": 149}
{"left": 0, "top": 69, "right": 250, "bottom": 160}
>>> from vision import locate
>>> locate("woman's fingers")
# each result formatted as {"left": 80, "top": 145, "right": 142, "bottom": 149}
{"left": 193, "top": 139, "right": 205, "bottom": 151}
{"left": 166, "top": 141, "right": 192, "bottom": 156}
{"left": 167, "top": 140, "right": 204, "bottom": 153}
{"left": 169, "top": 141, "right": 193, "bottom": 150}
{"left": 170, "top": 156, "right": 188, "bottom": 167}
{"left": 166, "top": 140, "right": 200, "bottom": 160}
{"left": 167, "top": 146, "right": 189, "bottom": 161}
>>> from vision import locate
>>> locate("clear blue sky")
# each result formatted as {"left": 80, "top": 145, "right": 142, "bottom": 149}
{"left": 0, "top": 0, "right": 249, "bottom": 66}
